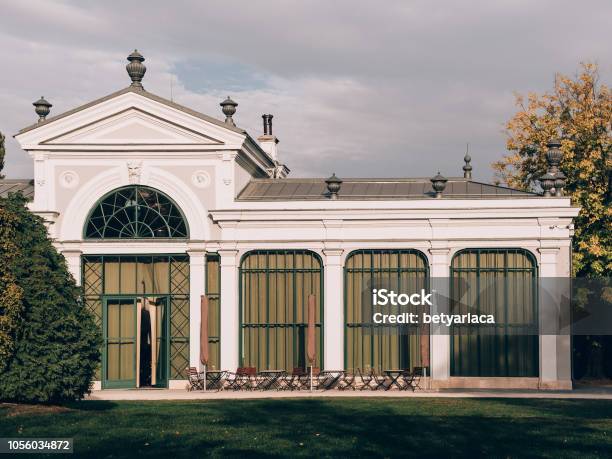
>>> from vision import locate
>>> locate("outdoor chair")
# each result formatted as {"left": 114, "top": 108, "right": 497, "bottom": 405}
{"left": 357, "top": 368, "right": 375, "bottom": 391}
{"left": 186, "top": 367, "right": 204, "bottom": 391}
{"left": 337, "top": 372, "right": 356, "bottom": 390}
{"left": 372, "top": 371, "right": 389, "bottom": 390}
{"left": 282, "top": 367, "right": 308, "bottom": 391}
{"left": 298, "top": 367, "right": 320, "bottom": 390}
{"left": 227, "top": 367, "right": 257, "bottom": 390}
{"left": 410, "top": 366, "right": 425, "bottom": 391}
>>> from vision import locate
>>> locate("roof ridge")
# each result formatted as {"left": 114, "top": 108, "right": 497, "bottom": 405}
{"left": 16, "top": 86, "right": 246, "bottom": 136}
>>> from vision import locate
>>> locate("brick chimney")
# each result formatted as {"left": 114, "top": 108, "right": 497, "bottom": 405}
{"left": 258, "top": 114, "right": 279, "bottom": 162}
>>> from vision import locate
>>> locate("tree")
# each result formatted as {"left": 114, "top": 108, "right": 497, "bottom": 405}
{"left": 0, "top": 199, "right": 23, "bottom": 371}
{"left": 493, "top": 63, "right": 611, "bottom": 277}
{"left": 0, "top": 193, "right": 101, "bottom": 402}
{"left": 0, "top": 132, "right": 5, "bottom": 179}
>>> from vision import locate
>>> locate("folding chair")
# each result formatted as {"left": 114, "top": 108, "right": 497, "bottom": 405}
{"left": 186, "top": 367, "right": 204, "bottom": 391}
{"left": 227, "top": 367, "right": 257, "bottom": 390}
{"left": 357, "top": 368, "right": 375, "bottom": 391}
{"left": 338, "top": 371, "right": 356, "bottom": 390}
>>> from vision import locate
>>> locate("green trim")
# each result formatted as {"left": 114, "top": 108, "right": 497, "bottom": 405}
{"left": 343, "top": 249, "right": 429, "bottom": 373}
{"left": 83, "top": 254, "right": 189, "bottom": 386}
{"left": 102, "top": 296, "right": 137, "bottom": 389}
{"left": 238, "top": 250, "right": 324, "bottom": 371}
{"left": 83, "top": 185, "right": 189, "bottom": 239}
{"left": 449, "top": 248, "right": 539, "bottom": 377}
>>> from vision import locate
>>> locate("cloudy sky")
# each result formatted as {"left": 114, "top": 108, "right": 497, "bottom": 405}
{"left": 0, "top": 0, "right": 610, "bottom": 180}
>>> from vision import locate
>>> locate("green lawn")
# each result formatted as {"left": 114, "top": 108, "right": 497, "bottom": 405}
{"left": 1, "top": 398, "right": 611, "bottom": 458}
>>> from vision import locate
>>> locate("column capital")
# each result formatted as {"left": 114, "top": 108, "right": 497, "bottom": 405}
{"left": 218, "top": 249, "right": 239, "bottom": 267}
{"left": 322, "top": 248, "right": 344, "bottom": 257}
{"left": 428, "top": 247, "right": 450, "bottom": 257}
{"left": 538, "top": 247, "right": 560, "bottom": 255}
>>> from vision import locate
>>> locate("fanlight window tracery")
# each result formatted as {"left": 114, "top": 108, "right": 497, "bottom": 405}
{"left": 84, "top": 186, "right": 188, "bottom": 239}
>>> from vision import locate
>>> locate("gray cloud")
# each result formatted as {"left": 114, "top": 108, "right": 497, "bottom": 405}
{"left": 0, "top": 0, "right": 610, "bottom": 180}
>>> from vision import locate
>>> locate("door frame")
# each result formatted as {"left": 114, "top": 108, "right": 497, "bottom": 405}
{"left": 101, "top": 295, "right": 170, "bottom": 389}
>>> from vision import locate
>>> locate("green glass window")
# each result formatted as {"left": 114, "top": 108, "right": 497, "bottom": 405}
{"left": 344, "top": 249, "right": 429, "bottom": 373}
{"left": 84, "top": 186, "right": 188, "bottom": 239}
{"left": 82, "top": 255, "right": 190, "bottom": 380}
{"left": 206, "top": 254, "right": 221, "bottom": 370}
{"left": 450, "top": 248, "right": 538, "bottom": 377}
{"left": 240, "top": 250, "right": 323, "bottom": 371}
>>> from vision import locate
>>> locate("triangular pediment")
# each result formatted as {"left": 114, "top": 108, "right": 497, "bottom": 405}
{"left": 41, "top": 107, "right": 223, "bottom": 145}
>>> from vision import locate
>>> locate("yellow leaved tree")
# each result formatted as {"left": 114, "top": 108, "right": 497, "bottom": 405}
{"left": 494, "top": 63, "right": 611, "bottom": 276}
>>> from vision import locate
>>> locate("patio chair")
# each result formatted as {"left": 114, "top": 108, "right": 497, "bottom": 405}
{"left": 282, "top": 367, "right": 307, "bottom": 391}
{"left": 372, "top": 371, "right": 389, "bottom": 390}
{"left": 298, "top": 367, "right": 320, "bottom": 390}
{"left": 227, "top": 367, "right": 257, "bottom": 390}
{"left": 410, "top": 366, "right": 425, "bottom": 391}
{"left": 337, "top": 371, "right": 356, "bottom": 390}
{"left": 186, "top": 367, "right": 204, "bottom": 391}
{"left": 356, "top": 368, "right": 375, "bottom": 391}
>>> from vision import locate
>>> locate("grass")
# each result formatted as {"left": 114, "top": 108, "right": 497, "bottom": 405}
{"left": 1, "top": 398, "right": 611, "bottom": 458}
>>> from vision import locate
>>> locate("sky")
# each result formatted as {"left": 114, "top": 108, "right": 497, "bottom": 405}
{"left": 0, "top": 0, "right": 610, "bottom": 181}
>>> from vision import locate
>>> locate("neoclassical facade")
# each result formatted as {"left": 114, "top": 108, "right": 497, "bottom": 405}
{"left": 6, "top": 51, "right": 579, "bottom": 390}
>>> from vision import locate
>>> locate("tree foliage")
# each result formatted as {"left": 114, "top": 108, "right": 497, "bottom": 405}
{"left": 0, "top": 132, "right": 5, "bottom": 179}
{"left": 0, "top": 193, "right": 101, "bottom": 402}
{"left": 493, "top": 63, "right": 611, "bottom": 276}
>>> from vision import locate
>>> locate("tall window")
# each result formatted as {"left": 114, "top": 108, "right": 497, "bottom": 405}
{"left": 450, "top": 249, "right": 538, "bottom": 377}
{"left": 240, "top": 250, "right": 323, "bottom": 371}
{"left": 345, "top": 249, "right": 429, "bottom": 373}
{"left": 82, "top": 255, "right": 190, "bottom": 379}
{"left": 206, "top": 254, "right": 221, "bottom": 370}
{"left": 84, "top": 185, "right": 188, "bottom": 239}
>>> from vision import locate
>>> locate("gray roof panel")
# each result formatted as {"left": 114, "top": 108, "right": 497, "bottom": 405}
{"left": 236, "top": 178, "right": 538, "bottom": 201}
{"left": 0, "top": 179, "right": 34, "bottom": 199}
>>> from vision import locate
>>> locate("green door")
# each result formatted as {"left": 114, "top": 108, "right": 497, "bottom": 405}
{"left": 153, "top": 297, "right": 169, "bottom": 388}
{"left": 103, "top": 297, "right": 137, "bottom": 389}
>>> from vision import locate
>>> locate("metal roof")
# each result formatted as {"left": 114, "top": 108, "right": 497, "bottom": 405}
{"left": 237, "top": 178, "right": 538, "bottom": 201}
{"left": 0, "top": 179, "right": 34, "bottom": 199}
{"left": 16, "top": 86, "right": 246, "bottom": 136}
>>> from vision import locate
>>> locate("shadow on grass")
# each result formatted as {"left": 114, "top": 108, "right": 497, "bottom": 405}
{"left": 1, "top": 398, "right": 611, "bottom": 458}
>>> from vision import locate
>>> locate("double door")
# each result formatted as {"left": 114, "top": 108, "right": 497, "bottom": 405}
{"left": 102, "top": 296, "right": 169, "bottom": 389}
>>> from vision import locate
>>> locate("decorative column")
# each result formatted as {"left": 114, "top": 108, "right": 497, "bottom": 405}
{"left": 188, "top": 248, "right": 206, "bottom": 369}
{"left": 322, "top": 248, "right": 344, "bottom": 370}
{"left": 219, "top": 249, "right": 239, "bottom": 371}
{"left": 538, "top": 246, "right": 572, "bottom": 389}
{"left": 62, "top": 249, "right": 82, "bottom": 285}
{"left": 429, "top": 247, "right": 451, "bottom": 384}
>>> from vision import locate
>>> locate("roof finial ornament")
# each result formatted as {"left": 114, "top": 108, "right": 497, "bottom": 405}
{"left": 431, "top": 171, "right": 447, "bottom": 198}
{"left": 463, "top": 143, "right": 472, "bottom": 179}
{"left": 540, "top": 138, "right": 566, "bottom": 197}
{"left": 220, "top": 96, "right": 238, "bottom": 126}
{"left": 126, "top": 49, "right": 146, "bottom": 89}
{"left": 325, "top": 173, "right": 342, "bottom": 200}
{"left": 33, "top": 96, "right": 52, "bottom": 122}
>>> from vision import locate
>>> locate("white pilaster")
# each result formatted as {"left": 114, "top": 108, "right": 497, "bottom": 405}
{"left": 429, "top": 246, "right": 450, "bottom": 382}
{"left": 538, "top": 246, "right": 571, "bottom": 388}
{"left": 323, "top": 248, "right": 344, "bottom": 370}
{"left": 219, "top": 249, "right": 239, "bottom": 371}
{"left": 62, "top": 249, "right": 82, "bottom": 285}
{"left": 188, "top": 249, "right": 206, "bottom": 369}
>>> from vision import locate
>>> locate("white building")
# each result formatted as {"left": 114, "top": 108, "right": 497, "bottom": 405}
{"left": 5, "top": 51, "right": 579, "bottom": 391}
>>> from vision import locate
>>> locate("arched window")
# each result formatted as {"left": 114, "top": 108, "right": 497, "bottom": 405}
{"left": 450, "top": 248, "right": 538, "bottom": 377}
{"left": 239, "top": 250, "right": 323, "bottom": 371}
{"left": 84, "top": 186, "right": 188, "bottom": 239}
{"left": 344, "top": 249, "right": 429, "bottom": 373}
